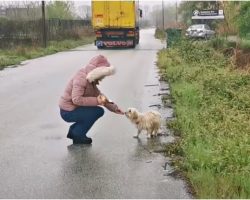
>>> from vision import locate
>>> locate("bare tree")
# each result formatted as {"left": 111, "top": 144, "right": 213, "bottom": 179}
{"left": 0, "top": 1, "right": 41, "bottom": 20}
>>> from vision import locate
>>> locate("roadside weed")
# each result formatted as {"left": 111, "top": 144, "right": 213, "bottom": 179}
{"left": 158, "top": 39, "right": 250, "bottom": 198}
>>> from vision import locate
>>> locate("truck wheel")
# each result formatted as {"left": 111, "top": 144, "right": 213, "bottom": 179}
{"left": 131, "top": 39, "right": 136, "bottom": 48}
{"left": 136, "top": 34, "right": 140, "bottom": 44}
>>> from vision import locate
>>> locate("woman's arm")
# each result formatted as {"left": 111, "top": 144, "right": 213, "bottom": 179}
{"left": 94, "top": 85, "right": 124, "bottom": 114}
{"left": 71, "top": 78, "right": 99, "bottom": 106}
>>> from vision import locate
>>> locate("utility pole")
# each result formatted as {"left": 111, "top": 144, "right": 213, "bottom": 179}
{"left": 176, "top": 1, "right": 178, "bottom": 23}
{"left": 162, "top": 0, "right": 164, "bottom": 29}
{"left": 42, "top": 1, "right": 46, "bottom": 48}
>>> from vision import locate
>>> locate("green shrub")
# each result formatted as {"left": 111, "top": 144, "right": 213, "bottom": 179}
{"left": 238, "top": 1, "right": 250, "bottom": 38}
{"left": 207, "top": 37, "right": 223, "bottom": 49}
{"left": 239, "top": 39, "right": 250, "bottom": 51}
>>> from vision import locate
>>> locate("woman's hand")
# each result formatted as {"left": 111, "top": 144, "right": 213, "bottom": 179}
{"left": 115, "top": 108, "right": 125, "bottom": 115}
{"left": 97, "top": 94, "right": 108, "bottom": 105}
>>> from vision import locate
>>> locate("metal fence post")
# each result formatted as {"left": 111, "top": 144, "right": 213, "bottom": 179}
{"left": 42, "top": 1, "right": 47, "bottom": 48}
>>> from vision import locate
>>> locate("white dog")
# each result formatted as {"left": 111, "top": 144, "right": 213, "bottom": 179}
{"left": 125, "top": 108, "right": 161, "bottom": 138}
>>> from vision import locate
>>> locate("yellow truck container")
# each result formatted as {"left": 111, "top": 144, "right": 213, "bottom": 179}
{"left": 92, "top": 0, "right": 141, "bottom": 48}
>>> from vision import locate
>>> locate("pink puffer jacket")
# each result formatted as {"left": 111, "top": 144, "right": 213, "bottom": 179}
{"left": 59, "top": 55, "right": 118, "bottom": 112}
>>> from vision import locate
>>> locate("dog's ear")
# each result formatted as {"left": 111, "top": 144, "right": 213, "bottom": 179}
{"left": 131, "top": 110, "right": 138, "bottom": 120}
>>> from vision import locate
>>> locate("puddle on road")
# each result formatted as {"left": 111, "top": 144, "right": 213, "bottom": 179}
{"left": 44, "top": 135, "right": 63, "bottom": 140}
{"left": 138, "top": 64, "right": 187, "bottom": 181}
{"left": 140, "top": 65, "right": 175, "bottom": 149}
{"left": 40, "top": 123, "right": 59, "bottom": 129}
{"left": 39, "top": 123, "right": 64, "bottom": 140}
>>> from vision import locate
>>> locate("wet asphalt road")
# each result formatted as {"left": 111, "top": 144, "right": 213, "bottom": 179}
{"left": 0, "top": 29, "right": 191, "bottom": 198}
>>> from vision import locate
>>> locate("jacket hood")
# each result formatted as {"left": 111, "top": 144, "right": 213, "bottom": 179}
{"left": 85, "top": 55, "right": 115, "bottom": 83}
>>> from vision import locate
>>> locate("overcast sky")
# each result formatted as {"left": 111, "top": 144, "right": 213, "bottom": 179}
{"left": 74, "top": 0, "right": 180, "bottom": 7}
{"left": 0, "top": 0, "right": 180, "bottom": 7}
{"left": 72, "top": 0, "right": 180, "bottom": 17}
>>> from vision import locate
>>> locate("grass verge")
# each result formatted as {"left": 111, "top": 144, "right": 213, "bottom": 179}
{"left": 0, "top": 36, "right": 95, "bottom": 70}
{"left": 158, "top": 39, "right": 250, "bottom": 198}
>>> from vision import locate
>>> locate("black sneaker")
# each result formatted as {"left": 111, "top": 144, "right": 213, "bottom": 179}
{"left": 67, "top": 130, "right": 73, "bottom": 139}
{"left": 73, "top": 136, "right": 92, "bottom": 145}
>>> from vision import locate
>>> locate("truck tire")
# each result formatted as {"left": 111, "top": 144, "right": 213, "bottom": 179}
{"left": 135, "top": 27, "right": 140, "bottom": 44}
{"left": 136, "top": 37, "right": 139, "bottom": 44}
{"left": 131, "top": 39, "right": 136, "bottom": 48}
{"left": 136, "top": 33, "right": 139, "bottom": 44}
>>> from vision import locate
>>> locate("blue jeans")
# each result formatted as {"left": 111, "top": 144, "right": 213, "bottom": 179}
{"left": 60, "top": 106, "right": 104, "bottom": 140}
